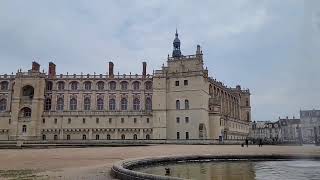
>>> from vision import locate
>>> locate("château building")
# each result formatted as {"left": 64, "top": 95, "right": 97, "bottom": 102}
{"left": 0, "top": 31, "right": 251, "bottom": 141}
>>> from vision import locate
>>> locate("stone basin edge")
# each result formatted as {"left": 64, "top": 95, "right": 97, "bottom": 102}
{"left": 110, "top": 154, "right": 320, "bottom": 180}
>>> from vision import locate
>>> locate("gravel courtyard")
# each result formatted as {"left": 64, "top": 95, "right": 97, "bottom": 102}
{"left": 0, "top": 145, "right": 319, "bottom": 179}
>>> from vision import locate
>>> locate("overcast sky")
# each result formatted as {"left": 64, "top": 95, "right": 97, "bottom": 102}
{"left": 0, "top": 0, "right": 319, "bottom": 121}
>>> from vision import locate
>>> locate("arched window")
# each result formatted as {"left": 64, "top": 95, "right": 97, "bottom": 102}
{"left": 121, "top": 134, "right": 125, "bottom": 140}
{"left": 145, "top": 81, "right": 152, "bottom": 90}
{"left": 0, "top": 81, "right": 8, "bottom": 91}
{"left": 133, "top": 134, "right": 138, "bottom": 140}
{"left": 46, "top": 81, "right": 53, "bottom": 91}
{"left": 70, "top": 98, "right": 77, "bottom": 111}
{"left": 97, "top": 81, "right": 104, "bottom": 91}
{"left": 42, "top": 134, "right": 46, "bottom": 140}
{"left": 22, "top": 85, "right": 34, "bottom": 98}
{"left": 96, "top": 134, "right": 100, "bottom": 140}
{"left": 0, "top": 99, "right": 7, "bottom": 111}
{"left": 146, "top": 134, "right": 150, "bottom": 140}
{"left": 84, "top": 81, "right": 91, "bottom": 90}
{"left": 107, "top": 134, "right": 111, "bottom": 140}
{"left": 145, "top": 97, "right": 152, "bottom": 111}
{"left": 82, "top": 134, "right": 87, "bottom": 140}
{"left": 176, "top": 100, "right": 180, "bottom": 110}
{"left": 44, "top": 98, "right": 52, "bottom": 111}
{"left": 97, "top": 98, "right": 104, "bottom": 110}
{"left": 22, "top": 125, "right": 27, "bottom": 133}
{"left": 133, "top": 98, "right": 140, "bottom": 111}
{"left": 70, "top": 81, "right": 78, "bottom": 91}
{"left": 57, "top": 98, "right": 64, "bottom": 111}
{"left": 54, "top": 134, "right": 58, "bottom": 140}
{"left": 133, "top": 81, "right": 140, "bottom": 90}
{"left": 67, "top": 134, "right": 71, "bottom": 140}
{"left": 109, "top": 81, "right": 116, "bottom": 90}
{"left": 21, "top": 107, "right": 31, "bottom": 117}
{"left": 84, "top": 97, "right": 91, "bottom": 110}
{"left": 57, "top": 81, "right": 65, "bottom": 91}
{"left": 185, "top": 99, "right": 189, "bottom": 110}
{"left": 121, "top": 98, "right": 127, "bottom": 110}
{"left": 120, "top": 81, "right": 128, "bottom": 91}
{"left": 109, "top": 98, "right": 116, "bottom": 111}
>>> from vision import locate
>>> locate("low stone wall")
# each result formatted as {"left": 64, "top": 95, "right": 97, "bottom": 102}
{"left": 111, "top": 155, "right": 320, "bottom": 180}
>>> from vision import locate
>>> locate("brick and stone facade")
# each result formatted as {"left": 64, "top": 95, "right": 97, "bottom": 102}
{"left": 0, "top": 32, "right": 251, "bottom": 141}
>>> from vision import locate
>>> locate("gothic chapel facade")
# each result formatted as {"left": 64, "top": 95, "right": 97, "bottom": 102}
{"left": 0, "top": 31, "right": 251, "bottom": 141}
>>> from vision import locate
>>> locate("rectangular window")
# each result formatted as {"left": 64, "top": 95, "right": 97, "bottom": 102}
{"left": 43, "top": 118, "right": 46, "bottom": 124}
{"left": 96, "top": 118, "right": 99, "bottom": 124}
{"left": 186, "top": 132, "right": 189, "bottom": 139}
{"left": 54, "top": 119, "right": 57, "bottom": 124}
{"left": 121, "top": 118, "right": 124, "bottom": 123}
{"left": 176, "top": 117, "right": 180, "bottom": 123}
{"left": 185, "top": 117, "right": 189, "bottom": 123}
{"left": 8, "top": 119, "right": 11, "bottom": 124}
{"left": 147, "top": 118, "right": 150, "bottom": 123}
{"left": 134, "top": 118, "right": 137, "bottom": 123}
{"left": 109, "top": 118, "right": 112, "bottom": 123}
{"left": 83, "top": 118, "right": 86, "bottom": 124}
{"left": 184, "top": 80, "right": 188, "bottom": 86}
{"left": 177, "top": 132, "right": 180, "bottom": 139}
{"left": 68, "top": 118, "right": 71, "bottom": 124}
{"left": 175, "top": 81, "right": 179, "bottom": 86}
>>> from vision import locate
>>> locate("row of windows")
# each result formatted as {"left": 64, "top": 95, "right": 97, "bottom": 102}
{"left": 176, "top": 99, "right": 189, "bottom": 110}
{"left": 47, "top": 81, "right": 153, "bottom": 91}
{"left": 43, "top": 117, "right": 150, "bottom": 124}
{"left": 176, "top": 117, "right": 189, "bottom": 123}
{"left": 176, "top": 132, "right": 189, "bottom": 139}
{"left": 42, "top": 134, "right": 151, "bottom": 140}
{"left": 175, "top": 80, "right": 188, "bottom": 86}
{"left": 45, "top": 97, "right": 152, "bottom": 111}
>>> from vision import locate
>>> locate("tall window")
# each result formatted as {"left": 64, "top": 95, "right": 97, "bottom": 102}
{"left": 22, "top": 125, "right": 27, "bottom": 133}
{"left": 97, "top": 81, "right": 104, "bottom": 91}
{"left": 186, "top": 132, "right": 189, "bottom": 139}
{"left": 84, "top": 81, "right": 91, "bottom": 90}
{"left": 121, "top": 134, "right": 125, "bottom": 140}
{"left": 185, "top": 99, "right": 189, "bottom": 110}
{"left": 109, "top": 98, "right": 116, "bottom": 111}
{"left": 247, "top": 112, "right": 250, "bottom": 121}
{"left": 22, "top": 107, "right": 31, "bottom": 117}
{"left": 145, "top": 81, "right": 152, "bottom": 90}
{"left": 146, "top": 134, "right": 150, "bottom": 140}
{"left": 145, "top": 97, "right": 152, "bottom": 111}
{"left": 70, "top": 82, "right": 78, "bottom": 91}
{"left": 0, "top": 99, "right": 7, "bottom": 111}
{"left": 246, "top": 98, "right": 249, "bottom": 106}
{"left": 184, "top": 80, "right": 188, "bottom": 86}
{"left": 67, "top": 134, "right": 71, "bottom": 140}
{"left": 46, "top": 81, "right": 53, "bottom": 91}
{"left": 120, "top": 81, "right": 128, "bottom": 90}
{"left": 57, "top": 81, "right": 65, "bottom": 91}
{"left": 133, "top": 98, "right": 140, "bottom": 111}
{"left": 82, "top": 134, "right": 86, "bottom": 140}
{"left": 177, "top": 132, "right": 180, "bottom": 139}
{"left": 121, "top": 98, "right": 127, "bottom": 110}
{"left": 133, "top": 134, "right": 138, "bottom": 140}
{"left": 96, "top": 134, "right": 100, "bottom": 140}
{"left": 0, "top": 81, "right": 8, "bottom": 91}
{"left": 133, "top": 81, "right": 140, "bottom": 90}
{"left": 84, "top": 97, "right": 91, "bottom": 110}
{"left": 109, "top": 81, "right": 116, "bottom": 90}
{"left": 42, "top": 134, "right": 46, "bottom": 140}
{"left": 44, "top": 98, "right": 52, "bottom": 111}
{"left": 107, "top": 134, "right": 111, "bottom": 140}
{"left": 70, "top": 98, "right": 77, "bottom": 110}
{"left": 54, "top": 135, "right": 58, "bottom": 140}
{"left": 57, "top": 98, "right": 64, "bottom": 111}
{"left": 176, "top": 100, "right": 180, "bottom": 110}
{"left": 97, "top": 98, "right": 104, "bottom": 110}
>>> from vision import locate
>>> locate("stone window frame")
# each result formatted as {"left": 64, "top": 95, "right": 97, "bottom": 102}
{"left": 0, "top": 81, "right": 9, "bottom": 91}
{"left": 0, "top": 98, "right": 7, "bottom": 112}
{"left": 97, "top": 81, "right": 105, "bottom": 91}
{"left": 97, "top": 98, "right": 104, "bottom": 111}
{"left": 133, "top": 98, "right": 140, "bottom": 111}
{"left": 57, "top": 97, "right": 64, "bottom": 111}
{"left": 121, "top": 98, "right": 128, "bottom": 111}
{"left": 84, "top": 81, "right": 92, "bottom": 91}
{"left": 120, "top": 81, "right": 128, "bottom": 91}
{"left": 145, "top": 81, "right": 152, "bottom": 90}
{"left": 109, "top": 98, "right": 116, "bottom": 111}
{"left": 132, "top": 81, "right": 140, "bottom": 91}
{"left": 69, "top": 98, "right": 77, "bottom": 111}
{"left": 84, "top": 97, "right": 91, "bottom": 111}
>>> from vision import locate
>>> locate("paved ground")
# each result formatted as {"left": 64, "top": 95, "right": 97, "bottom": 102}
{"left": 0, "top": 144, "right": 319, "bottom": 179}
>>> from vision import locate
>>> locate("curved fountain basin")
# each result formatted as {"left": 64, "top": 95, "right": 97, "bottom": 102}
{"left": 111, "top": 155, "right": 320, "bottom": 180}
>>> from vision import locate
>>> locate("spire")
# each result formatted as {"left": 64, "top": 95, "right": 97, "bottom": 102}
{"left": 172, "top": 29, "right": 181, "bottom": 58}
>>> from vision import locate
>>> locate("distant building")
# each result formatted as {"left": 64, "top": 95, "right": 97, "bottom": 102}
{"left": 249, "top": 121, "right": 280, "bottom": 143}
{"left": 300, "top": 110, "right": 320, "bottom": 143}
{"left": 278, "top": 117, "right": 301, "bottom": 143}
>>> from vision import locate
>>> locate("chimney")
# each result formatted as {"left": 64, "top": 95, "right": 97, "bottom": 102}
{"left": 142, "top": 62, "right": 147, "bottom": 77}
{"left": 32, "top": 61, "right": 40, "bottom": 72}
{"left": 196, "top": 45, "right": 201, "bottom": 55}
{"left": 109, "top": 62, "right": 114, "bottom": 77}
{"left": 48, "top": 62, "right": 56, "bottom": 78}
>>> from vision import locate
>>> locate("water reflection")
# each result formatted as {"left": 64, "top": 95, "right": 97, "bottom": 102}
{"left": 135, "top": 160, "right": 320, "bottom": 180}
